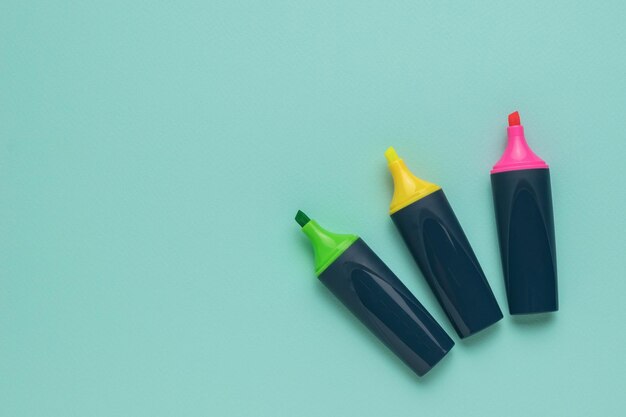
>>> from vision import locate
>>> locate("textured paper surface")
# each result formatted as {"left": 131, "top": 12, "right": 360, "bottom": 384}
{"left": 1, "top": 1, "right": 625, "bottom": 415}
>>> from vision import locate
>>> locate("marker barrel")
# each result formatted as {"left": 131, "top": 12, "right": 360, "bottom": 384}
{"left": 391, "top": 189, "right": 503, "bottom": 338}
{"left": 319, "top": 238, "right": 454, "bottom": 376}
{"left": 491, "top": 168, "right": 558, "bottom": 314}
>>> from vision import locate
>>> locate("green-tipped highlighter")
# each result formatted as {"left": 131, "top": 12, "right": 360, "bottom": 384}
{"left": 295, "top": 210, "right": 454, "bottom": 377}
{"left": 296, "top": 210, "right": 357, "bottom": 275}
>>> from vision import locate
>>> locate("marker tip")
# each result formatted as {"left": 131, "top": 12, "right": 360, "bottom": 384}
{"left": 385, "top": 147, "right": 400, "bottom": 163}
{"left": 508, "top": 111, "right": 521, "bottom": 126}
{"left": 295, "top": 210, "right": 310, "bottom": 227}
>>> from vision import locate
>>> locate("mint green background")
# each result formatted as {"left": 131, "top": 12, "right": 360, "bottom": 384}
{"left": 2, "top": 1, "right": 625, "bottom": 416}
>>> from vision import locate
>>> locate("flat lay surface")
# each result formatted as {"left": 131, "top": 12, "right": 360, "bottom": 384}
{"left": 1, "top": 1, "right": 625, "bottom": 416}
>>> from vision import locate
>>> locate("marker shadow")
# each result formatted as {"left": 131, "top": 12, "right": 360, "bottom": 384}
{"left": 460, "top": 320, "right": 502, "bottom": 348}
{"left": 510, "top": 312, "right": 557, "bottom": 326}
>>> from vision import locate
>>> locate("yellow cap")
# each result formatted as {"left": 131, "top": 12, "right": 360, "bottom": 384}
{"left": 385, "top": 147, "right": 441, "bottom": 214}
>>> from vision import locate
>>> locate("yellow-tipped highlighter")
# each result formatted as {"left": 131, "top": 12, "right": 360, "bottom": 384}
{"left": 384, "top": 147, "right": 502, "bottom": 338}
{"left": 385, "top": 147, "right": 441, "bottom": 214}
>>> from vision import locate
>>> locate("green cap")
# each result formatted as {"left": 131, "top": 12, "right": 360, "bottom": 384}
{"left": 295, "top": 210, "right": 358, "bottom": 275}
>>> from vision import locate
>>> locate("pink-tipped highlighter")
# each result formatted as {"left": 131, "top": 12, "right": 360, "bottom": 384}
{"left": 491, "top": 112, "right": 548, "bottom": 174}
{"left": 490, "top": 111, "right": 558, "bottom": 315}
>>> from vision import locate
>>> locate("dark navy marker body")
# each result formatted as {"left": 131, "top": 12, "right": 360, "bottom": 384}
{"left": 295, "top": 210, "right": 453, "bottom": 377}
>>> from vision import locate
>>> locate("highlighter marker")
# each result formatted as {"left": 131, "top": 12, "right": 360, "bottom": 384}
{"left": 295, "top": 210, "right": 453, "bottom": 377}
{"left": 384, "top": 147, "right": 502, "bottom": 338}
{"left": 491, "top": 111, "right": 558, "bottom": 314}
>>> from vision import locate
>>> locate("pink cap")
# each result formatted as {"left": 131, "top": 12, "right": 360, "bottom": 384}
{"left": 491, "top": 112, "right": 548, "bottom": 174}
